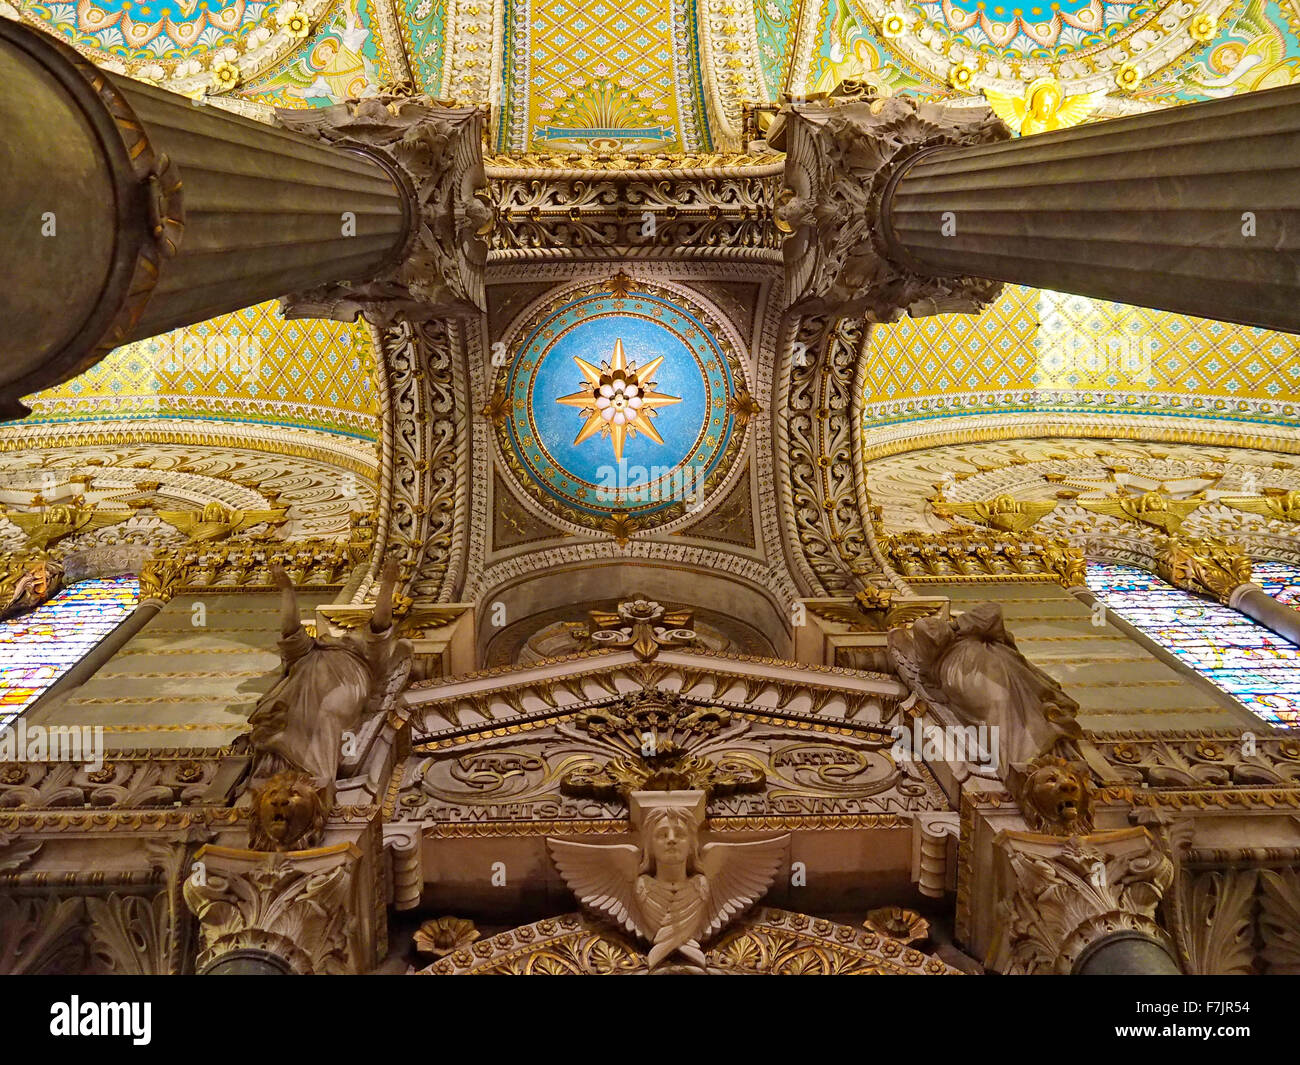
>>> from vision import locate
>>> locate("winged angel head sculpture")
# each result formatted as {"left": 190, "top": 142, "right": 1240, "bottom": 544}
{"left": 548, "top": 792, "right": 788, "bottom": 970}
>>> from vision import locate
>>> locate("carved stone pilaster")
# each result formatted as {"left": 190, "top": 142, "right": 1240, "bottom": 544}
{"left": 990, "top": 827, "right": 1176, "bottom": 975}
{"left": 276, "top": 97, "right": 491, "bottom": 325}
{"left": 1157, "top": 536, "right": 1253, "bottom": 605}
{"left": 183, "top": 843, "right": 365, "bottom": 975}
{"left": 912, "top": 811, "right": 960, "bottom": 899}
{"left": 774, "top": 95, "right": 1008, "bottom": 323}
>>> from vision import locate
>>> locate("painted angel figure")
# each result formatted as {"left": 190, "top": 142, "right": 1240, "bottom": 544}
{"left": 247, "top": 560, "right": 411, "bottom": 794}
{"left": 549, "top": 797, "right": 788, "bottom": 970}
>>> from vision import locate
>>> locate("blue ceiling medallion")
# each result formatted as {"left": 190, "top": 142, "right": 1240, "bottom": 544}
{"left": 496, "top": 279, "right": 746, "bottom": 533}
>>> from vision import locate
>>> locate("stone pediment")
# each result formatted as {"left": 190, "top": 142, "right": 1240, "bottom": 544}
{"left": 397, "top": 648, "right": 942, "bottom": 832}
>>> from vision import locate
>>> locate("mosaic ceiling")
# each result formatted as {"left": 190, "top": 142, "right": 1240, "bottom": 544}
{"left": 18, "top": 301, "right": 380, "bottom": 442}
{"left": 493, "top": 279, "right": 747, "bottom": 533}
{"left": 10, "top": 0, "right": 1300, "bottom": 475}
{"left": 862, "top": 285, "right": 1300, "bottom": 453}
{"left": 20, "top": 0, "right": 1300, "bottom": 142}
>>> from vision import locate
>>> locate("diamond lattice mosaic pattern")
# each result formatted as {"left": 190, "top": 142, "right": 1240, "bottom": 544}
{"left": 863, "top": 285, "right": 1300, "bottom": 431}
{"left": 501, "top": 0, "right": 708, "bottom": 152}
{"left": 22, "top": 302, "right": 380, "bottom": 440}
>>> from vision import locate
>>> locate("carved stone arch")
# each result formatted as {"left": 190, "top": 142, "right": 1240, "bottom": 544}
{"left": 415, "top": 909, "right": 963, "bottom": 974}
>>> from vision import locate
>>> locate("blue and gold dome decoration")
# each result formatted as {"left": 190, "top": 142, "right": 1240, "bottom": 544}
{"left": 495, "top": 279, "right": 747, "bottom": 536}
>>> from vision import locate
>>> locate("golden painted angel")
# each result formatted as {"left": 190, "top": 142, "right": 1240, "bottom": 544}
{"left": 2, "top": 498, "right": 133, "bottom": 549}
{"left": 548, "top": 793, "right": 787, "bottom": 970}
{"left": 941, "top": 494, "right": 1057, "bottom": 533}
{"left": 156, "top": 501, "right": 287, "bottom": 542}
{"left": 1219, "top": 489, "right": 1300, "bottom": 524}
{"left": 1078, "top": 491, "right": 1204, "bottom": 535}
{"left": 984, "top": 79, "right": 1101, "bottom": 136}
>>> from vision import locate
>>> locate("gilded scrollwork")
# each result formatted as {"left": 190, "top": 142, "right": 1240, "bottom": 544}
{"left": 416, "top": 907, "right": 963, "bottom": 974}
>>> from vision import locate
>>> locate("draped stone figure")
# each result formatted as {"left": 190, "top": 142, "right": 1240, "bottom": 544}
{"left": 548, "top": 792, "right": 788, "bottom": 970}
{"left": 248, "top": 561, "right": 411, "bottom": 796}
{"left": 888, "top": 602, "right": 1081, "bottom": 770}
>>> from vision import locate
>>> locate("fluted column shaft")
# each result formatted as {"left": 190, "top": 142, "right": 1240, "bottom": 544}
{"left": 1, "top": 20, "right": 409, "bottom": 412}
{"left": 882, "top": 84, "right": 1300, "bottom": 333}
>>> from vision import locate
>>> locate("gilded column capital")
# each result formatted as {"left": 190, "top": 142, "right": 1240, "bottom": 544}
{"left": 276, "top": 97, "right": 491, "bottom": 326}
{"left": 989, "top": 827, "right": 1175, "bottom": 975}
{"left": 1156, "top": 535, "right": 1253, "bottom": 605}
{"left": 772, "top": 93, "right": 1008, "bottom": 323}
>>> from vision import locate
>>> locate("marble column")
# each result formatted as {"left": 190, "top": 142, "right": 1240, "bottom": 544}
{"left": 1229, "top": 582, "right": 1300, "bottom": 647}
{"left": 2, "top": 21, "right": 486, "bottom": 414}
{"left": 881, "top": 83, "right": 1300, "bottom": 333}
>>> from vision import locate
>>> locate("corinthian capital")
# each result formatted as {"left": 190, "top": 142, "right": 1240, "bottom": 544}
{"left": 774, "top": 95, "right": 1008, "bottom": 323}
{"left": 1157, "top": 535, "right": 1254, "bottom": 604}
{"left": 183, "top": 843, "right": 364, "bottom": 975}
{"left": 989, "top": 827, "right": 1175, "bottom": 974}
{"left": 276, "top": 97, "right": 491, "bottom": 325}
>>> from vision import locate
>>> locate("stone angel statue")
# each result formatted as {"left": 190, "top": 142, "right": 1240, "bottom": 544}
{"left": 549, "top": 793, "right": 788, "bottom": 970}
{"left": 247, "top": 560, "right": 411, "bottom": 796}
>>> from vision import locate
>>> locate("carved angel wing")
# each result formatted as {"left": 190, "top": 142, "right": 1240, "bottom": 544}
{"left": 155, "top": 511, "right": 199, "bottom": 538}
{"left": 982, "top": 89, "right": 1026, "bottom": 132}
{"left": 80, "top": 510, "right": 134, "bottom": 535}
{"left": 1216, "top": 496, "right": 1279, "bottom": 520}
{"left": 231, "top": 509, "right": 287, "bottom": 536}
{"left": 696, "top": 833, "right": 789, "bottom": 940}
{"left": 547, "top": 838, "right": 645, "bottom": 937}
{"left": 1053, "top": 91, "right": 1102, "bottom": 129}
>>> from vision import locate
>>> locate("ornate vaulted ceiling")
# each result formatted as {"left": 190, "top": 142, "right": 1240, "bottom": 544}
{"left": 5, "top": 0, "right": 1300, "bottom": 612}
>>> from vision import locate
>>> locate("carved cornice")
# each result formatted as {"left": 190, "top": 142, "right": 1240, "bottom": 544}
{"left": 883, "top": 530, "right": 1088, "bottom": 586}
{"left": 775, "top": 96, "right": 1007, "bottom": 323}
{"left": 277, "top": 98, "right": 490, "bottom": 325}
{"left": 484, "top": 154, "right": 784, "bottom": 259}
{"left": 138, "top": 538, "right": 363, "bottom": 599}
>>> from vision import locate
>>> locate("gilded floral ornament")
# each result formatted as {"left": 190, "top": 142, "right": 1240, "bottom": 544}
{"left": 1190, "top": 13, "right": 1218, "bottom": 42}
{"left": 415, "top": 916, "right": 480, "bottom": 956}
{"left": 1115, "top": 62, "right": 1142, "bottom": 90}
{"left": 274, "top": 2, "right": 312, "bottom": 39}
{"left": 210, "top": 61, "right": 241, "bottom": 92}
{"left": 949, "top": 62, "right": 976, "bottom": 90}
{"left": 575, "top": 598, "right": 697, "bottom": 662}
{"left": 1157, "top": 536, "right": 1253, "bottom": 604}
{"left": 864, "top": 907, "right": 930, "bottom": 945}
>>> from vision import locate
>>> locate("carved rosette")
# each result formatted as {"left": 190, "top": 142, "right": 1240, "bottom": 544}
{"left": 183, "top": 844, "right": 364, "bottom": 975}
{"left": 991, "top": 828, "right": 1175, "bottom": 975}
{"left": 277, "top": 97, "right": 490, "bottom": 324}
{"left": 1157, "top": 536, "right": 1254, "bottom": 605}
{"left": 775, "top": 96, "right": 1008, "bottom": 323}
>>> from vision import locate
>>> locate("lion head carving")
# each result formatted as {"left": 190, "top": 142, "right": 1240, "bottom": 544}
{"left": 249, "top": 771, "right": 326, "bottom": 852}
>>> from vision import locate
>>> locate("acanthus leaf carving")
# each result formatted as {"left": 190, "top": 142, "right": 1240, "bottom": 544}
{"left": 277, "top": 97, "right": 489, "bottom": 324}
{"left": 774, "top": 96, "right": 1007, "bottom": 324}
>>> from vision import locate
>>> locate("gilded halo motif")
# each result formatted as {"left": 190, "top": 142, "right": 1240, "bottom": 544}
{"left": 493, "top": 280, "right": 748, "bottom": 536}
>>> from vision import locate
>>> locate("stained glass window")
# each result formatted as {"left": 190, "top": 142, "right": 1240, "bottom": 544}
{"left": 1254, "top": 560, "right": 1300, "bottom": 611}
{"left": 1086, "top": 563, "right": 1300, "bottom": 729}
{"left": 0, "top": 577, "right": 139, "bottom": 729}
